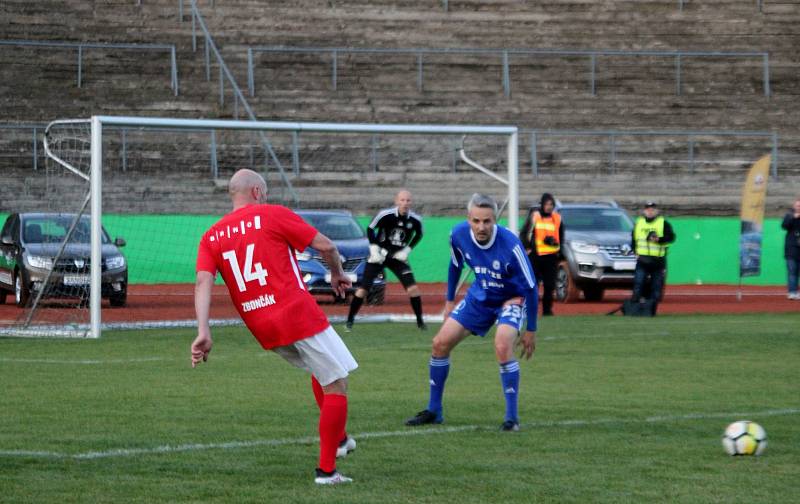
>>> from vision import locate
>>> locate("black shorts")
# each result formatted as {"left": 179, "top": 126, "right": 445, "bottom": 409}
{"left": 361, "top": 258, "right": 417, "bottom": 290}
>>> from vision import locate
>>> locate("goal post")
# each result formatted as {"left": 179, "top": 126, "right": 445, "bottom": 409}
{"left": 16, "top": 115, "right": 519, "bottom": 339}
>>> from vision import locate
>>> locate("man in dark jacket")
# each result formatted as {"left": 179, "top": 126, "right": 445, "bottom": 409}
{"left": 782, "top": 198, "right": 800, "bottom": 300}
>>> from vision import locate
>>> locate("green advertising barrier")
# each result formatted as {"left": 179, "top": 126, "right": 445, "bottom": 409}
{"left": 0, "top": 213, "right": 790, "bottom": 286}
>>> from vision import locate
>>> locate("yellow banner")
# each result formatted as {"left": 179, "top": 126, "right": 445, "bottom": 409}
{"left": 739, "top": 154, "right": 770, "bottom": 277}
{"left": 740, "top": 154, "right": 771, "bottom": 223}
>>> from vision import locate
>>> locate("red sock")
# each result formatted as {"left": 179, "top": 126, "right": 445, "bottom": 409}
{"left": 318, "top": 393, "right": 348, "bottom": 473}
{"left": 311, "top": 375, "right": 325, "bottom": 409}
{"left": 312, "top": 376, "right": 348, "bottom": 441}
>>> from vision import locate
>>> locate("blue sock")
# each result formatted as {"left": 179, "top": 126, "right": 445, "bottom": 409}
{"left": 427, "top": 356, "right": 450, "bottom": 417}
{"left": 499, "top": 360, "right": 520, "bottom": 423}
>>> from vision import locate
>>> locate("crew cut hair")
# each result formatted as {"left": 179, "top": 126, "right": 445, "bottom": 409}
{"left": 467, "top": 193, "right": 498, "bottom": 216}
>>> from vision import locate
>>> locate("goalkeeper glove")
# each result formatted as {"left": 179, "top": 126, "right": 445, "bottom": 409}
{"left": 393, "top": 246, "right": 412, "bottom": 262}
{"left": 368, "top": 244, "right": 388, "bottom": 264}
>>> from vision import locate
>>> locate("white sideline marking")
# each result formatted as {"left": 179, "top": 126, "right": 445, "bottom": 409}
{"left": 0, "top": 357, "right": 167, "bottom": 365}
{"left": 1, "top": 407, "right": 797, "bottom": 461}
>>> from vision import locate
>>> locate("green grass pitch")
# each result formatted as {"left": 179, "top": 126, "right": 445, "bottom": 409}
{"left": 1, "top": 314, "right": 799, "bottom": 503}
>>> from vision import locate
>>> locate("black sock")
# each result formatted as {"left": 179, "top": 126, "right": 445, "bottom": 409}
{"left": 410, "top": 295, "right": 423, "bottom": 324}
{"left": 347, "top": 295, "right": 364, "bottom": 323}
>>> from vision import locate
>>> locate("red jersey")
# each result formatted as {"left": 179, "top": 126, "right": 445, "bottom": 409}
{"left": 196, "top": 204, "right": 330, "bottom": 349}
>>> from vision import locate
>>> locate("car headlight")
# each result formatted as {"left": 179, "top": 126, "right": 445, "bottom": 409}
{"left": 26, "top": 255, "right": 53, "bottom": 269}
{"left": 106, "top": 255, "right": 126, "bottom": 269}
{"left": 570, "top": 240, "right": 600, "bottom": 254}
{"left": 295, "top": 250, "right": 313, "bottom": 261}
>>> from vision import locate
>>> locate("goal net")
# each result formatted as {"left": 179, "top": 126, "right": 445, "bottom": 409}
{"left": 0, "top": 116, "right": 518, "bottom": 338}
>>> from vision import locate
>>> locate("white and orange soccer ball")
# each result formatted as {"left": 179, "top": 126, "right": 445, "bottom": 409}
{"left": 722, "top": 421, "right": 767, "bottom": 456}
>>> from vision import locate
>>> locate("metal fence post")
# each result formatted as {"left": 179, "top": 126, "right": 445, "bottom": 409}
{"left": 763, "top": 53, "right": 771, "bottom": 97}
{"left": 247, "top": 48, "right": 255, "bottom": 96}
{"left": 675, "top": 54, "right": 682, "bottom": 95}
{"left": 771, "top": 132, "right": 778, "bottom": 179}
{"left": 417, "top": 53, "right": 424, "bottom": 92}
{"left": 77, "top": 45, "right": 83, "bottom": 88}
{"left": 530, "top": 131, "right": 538, "bottom": 176}
{"left": 234, "top": 94, "right": 239, "bottom": 119}
{"left": 191, "top": 7, "right": 197, "bottom": 52}
{"left": 210, "top": 130, "right": 218, "bottom": 178}
{"left": 502, "top": 50, "right": 510, "bottom": 98}
{"left": 678, "top": 0, "right": 684, "bottom": 11}
{"left": 688, "top": 137, "right": 694, "bottom": 173}
{"left": 178, "top": 0, "right": 183, "bottom": 21}
{"left": 219, "top": 64, "right": 224, "bottom": 106}
{"left": 204, "top": 35, "right": 211, "bottom": 81}
{"left": 442, "top": 0, "right": 449, "bottom": 11}
{"left": 452, "top": 137, "right": 458, "bottom": 173}
{"left": 32, "top": 127, "right": 38, "bottom": 171}
{"left": 171, "top": 46, "right": 179, "bottom": 96}
{"left": 121, "top": 128, "right": 127, "bottom": 172}
{"left": 332, "top": 50, "right": 338, "bottom": 91}
{"left": 590, "top": 53, "right": 597, "bottom": 96}
{"left": 371, "top": 134, "right": 379, "bottom": 172}
{"left": 757, "top": 0, "right": 763, "bottom": 12}
{"left": 291, "top": 131, "right": 300, "bottom": 177}
{"left": 608, "top": 134, "right": 616, "bottom": 173}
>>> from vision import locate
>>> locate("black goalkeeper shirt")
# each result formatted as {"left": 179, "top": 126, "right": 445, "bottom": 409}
{"left": 367, "top": 207, "right": 423, "bottom": 253}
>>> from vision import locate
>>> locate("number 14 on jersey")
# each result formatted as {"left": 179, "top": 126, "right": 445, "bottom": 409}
{"left": 222, "top": 243, "right": 268, "bottom": 292}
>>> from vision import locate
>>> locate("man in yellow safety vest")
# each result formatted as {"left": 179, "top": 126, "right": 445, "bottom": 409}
{"left": 631, "top": 201, "right": 675, "bottom": 304}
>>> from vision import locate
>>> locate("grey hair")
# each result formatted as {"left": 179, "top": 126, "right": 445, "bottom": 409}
{"left": 467, "top": 193, "right": 498, "bottom": 216}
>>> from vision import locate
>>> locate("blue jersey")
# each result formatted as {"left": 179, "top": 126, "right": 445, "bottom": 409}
{"left": 446, "top": 221, "right": 538, "bottom": 331}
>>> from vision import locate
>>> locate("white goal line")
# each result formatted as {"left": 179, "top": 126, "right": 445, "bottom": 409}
{"left": 1, "top": 407, "right": 796, "bottom": 461}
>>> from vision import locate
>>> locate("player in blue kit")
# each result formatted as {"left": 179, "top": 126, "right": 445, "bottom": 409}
{"left": 405, "top": 193, "right": 538, "bottom": 431}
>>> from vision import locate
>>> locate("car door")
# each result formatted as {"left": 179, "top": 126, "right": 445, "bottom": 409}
{"left": 0, "top": 214, "right": 19, "bottom": 290}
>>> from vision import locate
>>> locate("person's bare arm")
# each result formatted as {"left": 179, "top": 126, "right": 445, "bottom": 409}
{"left": 310, "top": 232, "right": 351, "bottom": 297}
{"left": 191, "top": 271, "right": 215, "bottom": 368}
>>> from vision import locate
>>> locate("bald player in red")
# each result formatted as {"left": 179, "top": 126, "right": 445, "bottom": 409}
{"left": 191, "top": 169, "right": 357, "bottom": 485}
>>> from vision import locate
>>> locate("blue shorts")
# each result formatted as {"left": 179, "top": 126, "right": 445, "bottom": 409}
{"left": 450, "top": 295, "right": 526, "bottom": 337}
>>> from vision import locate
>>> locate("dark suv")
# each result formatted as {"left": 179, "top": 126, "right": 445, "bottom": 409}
{"left": 556, "top": 202, "right": 636, "bottom": 302}
{"left": 0, "top": 213, "right": 128, "bottom": 307}
{"left": 294, "top": 210, "right": 385, "bottom": 304}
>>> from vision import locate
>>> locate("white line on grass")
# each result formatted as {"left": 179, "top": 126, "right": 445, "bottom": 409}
{"left": 1, "top": 407, "right": 797, "bottom": 461}
{"left": 0, "top": 357, "right": 168, "bottom": 365}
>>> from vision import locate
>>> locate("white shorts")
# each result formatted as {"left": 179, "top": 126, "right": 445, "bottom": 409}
{"left": 272, "top": 325, "right": 358, "bottom": 386}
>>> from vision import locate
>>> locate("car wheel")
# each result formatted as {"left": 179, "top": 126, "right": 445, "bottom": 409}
{"left": 109, "top": 291, "right": 127, "bottom": 308}
{"left": 582, "top": 285, "right": 605, "bottom": 302}
{"left": 556, "top": 261, "right": 581, "bottom": 303}
{"left": 367, "top": 284, "right": 385, "bottom": 305}
{"left": 14, "top": 269, "right": 31, "bottom": 307}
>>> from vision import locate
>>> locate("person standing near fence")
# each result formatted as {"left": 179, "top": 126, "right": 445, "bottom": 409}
{"left": 782, "top": 198, "right": 800, "bottom": 300}
{"left": 631, "top": 201, "right": 675, "bottom": 305}
{"left": 520, "top": 193, "right": 563, "bottom": 316}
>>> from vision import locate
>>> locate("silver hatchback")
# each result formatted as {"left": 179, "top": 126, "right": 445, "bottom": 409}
{"left": 556, "top": 202, "right": 636, "bottom": 302}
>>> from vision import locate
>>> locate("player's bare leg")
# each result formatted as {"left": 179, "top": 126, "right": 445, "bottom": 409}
{"left": 494, "top": 323, "right": 522, "bottom": 432}
{"left": 406, "top": 317, "right": 471, "bottom": 426}
{"left": 314, "top": 376, "right": 353, "bottom": 485}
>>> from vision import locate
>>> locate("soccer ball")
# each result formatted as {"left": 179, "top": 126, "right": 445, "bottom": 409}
{"left": 722, "top": 421, "right": 767, "bottom": 456}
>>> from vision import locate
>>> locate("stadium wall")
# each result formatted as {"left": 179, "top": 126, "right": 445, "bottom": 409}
{"left": 0, "top": 214, "right": 781, "bottom": 287}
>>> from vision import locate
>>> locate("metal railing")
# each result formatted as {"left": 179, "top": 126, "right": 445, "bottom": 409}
{"left": 245, "top": 46, "right": 771, "bottom": 98}
{"left": 0, "top": 124, "right": 47, "bottom": 171}
{"left": 679, "top": 0, "right": 764, "bottom": 12}
{"left": 524, "top": 129, "right": 779, "bottom": 178}
{"left": 0, "top": 39, "right": 179, "bottom": 96}
{"left": 189, "top": 0, "right": 298, "bottom": 204}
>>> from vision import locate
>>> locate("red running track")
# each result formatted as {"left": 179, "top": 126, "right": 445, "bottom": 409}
{"left": 1, "top": 283, "right": 797, "bottom": 328}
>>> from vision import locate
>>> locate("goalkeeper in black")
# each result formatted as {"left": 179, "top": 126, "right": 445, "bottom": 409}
{"left": 346, "top": 190, "right": 425, "bottom": 330}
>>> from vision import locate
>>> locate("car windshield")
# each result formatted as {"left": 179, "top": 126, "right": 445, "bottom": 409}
{"left": 22, "top": 216, "right": 109, "bottom": 244}
{"left": 560, "top": 208, "right": 634, "bottom": 232}
{"left": 299, "top": 214, "right": 365, "bottom": 240}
